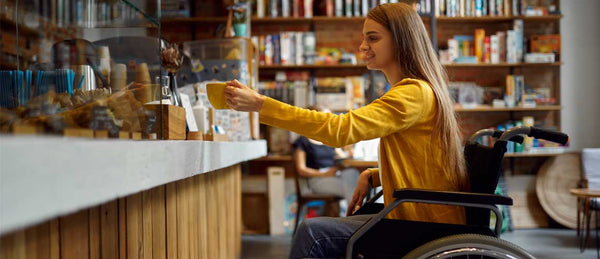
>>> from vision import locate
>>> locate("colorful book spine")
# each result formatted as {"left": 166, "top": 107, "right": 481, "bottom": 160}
{"left": 335, "top": 0, "right": 343, "bottom": 16}
{"left": 282, "top": 0, "right": 290, "bottom": 17}
{"left": 258, "top": 35, "right": 266, "bottom": 65}
{"left": 353, "top": 0, "right": 361, "bottom": 17}
{"left": 496, "top": 31, "right": 506, "bottom": 62}
{"left": 448, "top": 38, "right": 459, "bottom": 62}
{"left": 280, "top": 32, "right": 290, "bottom": 65}
{"left": 474, "top": 28, "right": 485, "bottom": 62}
{"left": 361, "top": 0, "right": 369, "bottom": 17}
{"left": 257, "top": 0, "right": 265, "bottom": 17}
{"left": 506, "top": 30, "right": 516, "bottom": 63}
{"left": 270, "top": 0, "right": 279, "bottom": 17}
{"left": 484, "top": 36, "right": 491, "bottom": 63}
{"left": 304, "top": 0, "right": 313, "bottom": 18}
{"left": 295, "top": 32, "right": 304, "bottom": 65}
{"left": 475, "top": 0, "right": 482, "bottom": 17}
{"left": 490, "top": 34, "right": 499, "bottom": 63}
{"left": 513, "top": 19, "right": 524, "bottom": 62}
{"left": 489, "top": 0, "right": 496, "bottom": 16}
{"left": 265, "top": 35, "right": 273, "bottom": 65}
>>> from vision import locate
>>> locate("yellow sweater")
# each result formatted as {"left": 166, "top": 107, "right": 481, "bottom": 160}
{"left": 259, "top": 78, "right": 465, "bottom": 224}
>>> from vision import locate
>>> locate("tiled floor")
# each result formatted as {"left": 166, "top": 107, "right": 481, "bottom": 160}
{"left": 242, "top": 228, "right": 597, "bottom": 259}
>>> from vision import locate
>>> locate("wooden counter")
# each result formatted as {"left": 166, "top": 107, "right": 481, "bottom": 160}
{"left": 0, "top": 136, "right": 267, "bottom": 259}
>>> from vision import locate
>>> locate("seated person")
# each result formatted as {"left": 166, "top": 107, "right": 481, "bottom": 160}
{"left": 293, "top": 108, "right": 359, "bottom": 214}
{"left": 224, "top": 3, "right": 468, "bottom": 258}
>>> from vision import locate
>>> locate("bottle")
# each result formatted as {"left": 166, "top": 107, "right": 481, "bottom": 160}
{"left": 155, "top": 76, "right": 172, "bottom": 105}
{"left": 523, "top": 116, "right": 535, "bottom": 151}
{"left": 192, "top": 94, "right": 209, "bottom": 134}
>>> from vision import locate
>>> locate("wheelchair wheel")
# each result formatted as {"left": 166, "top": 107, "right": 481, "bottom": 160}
{"left": 402, "top": 234, "right": 535, "bottom": 259}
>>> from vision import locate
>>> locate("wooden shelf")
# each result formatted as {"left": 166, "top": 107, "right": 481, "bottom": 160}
{"left": 444, "top": 62, "right": 561, "bottom": 68}
{"left": 259, "top": 64, "right": 366, "bottom": 70}
{"left": 259, "top": 63, "right": 560, "bottom": 70}
{"left": 504, "top": 148, "right": 567, "bottom": 157}
{"left": 436, "top": 15, "right": 562, "bottom": 23}
{"left": 161, "top": 17, "right": 226, "bottom": 24}
{"left": 454, "top": 105, "right": 561, "bottom": 112}
{"left": 0, "top": 62, "right": 18, "bottom": 70}
{"left": 162, "top": 15, "right": 430, "bottom": 25}
{"left": 0, "top": 15, "right": 40, "bottom": 37}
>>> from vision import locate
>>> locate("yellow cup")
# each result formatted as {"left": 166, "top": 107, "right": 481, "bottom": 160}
{"left": 206, "top": 82, "right": 230, "bottom": 109}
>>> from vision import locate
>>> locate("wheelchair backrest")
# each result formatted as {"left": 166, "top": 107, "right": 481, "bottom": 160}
{"left": 464, "top": 140, "right": 507, "bottom": 227}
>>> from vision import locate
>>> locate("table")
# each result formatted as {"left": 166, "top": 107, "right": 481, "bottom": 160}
{"left": 570, "top": 188, "right": 600, "bottom": 257}
{"left": 0, "top": 135, "right": 267, "bottom": 259}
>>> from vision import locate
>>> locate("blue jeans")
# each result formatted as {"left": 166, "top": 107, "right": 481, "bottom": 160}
{"left": 289, "top": 214, "right": 374, "bottom": 259}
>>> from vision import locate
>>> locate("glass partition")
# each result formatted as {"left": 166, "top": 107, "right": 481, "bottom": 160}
{"left": 0, "top": 0, "right": 175, "bottom": 139}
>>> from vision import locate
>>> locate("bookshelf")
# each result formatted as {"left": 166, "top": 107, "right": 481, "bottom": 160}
{"left": 435, "top": 14, "right": 562, "bottom": 23}
{"left": 160, "top": 1, "right": 563, "bottom": 165}
{"left": 454, "top": 105, "right": 561, "bottom": 112}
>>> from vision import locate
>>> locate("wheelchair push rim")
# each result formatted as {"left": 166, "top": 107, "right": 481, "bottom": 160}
{"left": 402, "top": 234, "right": 535, "bottom": 259}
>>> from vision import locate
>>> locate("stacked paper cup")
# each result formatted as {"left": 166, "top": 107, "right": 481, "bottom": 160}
{"left": 135, "top": 63, "right": 151, "bottom": 84}
{"left": 98, "top": 46, "right": 111, "bottom": 88}
{"left": 110, "top": 63, "right": 127, "bottom": 92}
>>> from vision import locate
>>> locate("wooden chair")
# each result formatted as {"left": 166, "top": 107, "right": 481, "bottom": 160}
{"left": 292, "top": 155, "right": 343, "bottom": 234}
{"left": 576, "top": 148, "right": 600, "bottom": 251}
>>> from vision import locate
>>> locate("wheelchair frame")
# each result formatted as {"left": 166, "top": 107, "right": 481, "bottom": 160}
{"left": 343, "top": 126, "right": 569, "bottom": 259}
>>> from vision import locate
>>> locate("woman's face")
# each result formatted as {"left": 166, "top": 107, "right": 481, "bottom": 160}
{"left": 359, "top": 18, "right": 396, "bottom": 71}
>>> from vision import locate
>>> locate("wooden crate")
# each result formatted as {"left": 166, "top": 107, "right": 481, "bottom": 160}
{"left": 144, "top": 104, "right": 186, "bottom": 140}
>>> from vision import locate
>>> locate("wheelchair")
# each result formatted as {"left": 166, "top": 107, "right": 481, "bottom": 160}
{"left": 340, "top": 126, "right": 569, "bottom": 259}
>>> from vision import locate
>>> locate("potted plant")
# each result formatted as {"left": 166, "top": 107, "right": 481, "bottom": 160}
{"left": 229, "top": 3, "right": 248, "bottom": 37}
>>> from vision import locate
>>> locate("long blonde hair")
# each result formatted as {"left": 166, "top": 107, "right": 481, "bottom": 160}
{"left": 368, "top": 3, "right": 468, "bottom": 191}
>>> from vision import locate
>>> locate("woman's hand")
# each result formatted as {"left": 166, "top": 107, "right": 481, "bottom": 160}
{"left": 224, "top": 79, "right": 266, "bottom": 112}
{"left": 347, "top": 169, "right": 371, "bottom": 216}
{"left": 323, "top": 166, "right": 339, "bottom": 177}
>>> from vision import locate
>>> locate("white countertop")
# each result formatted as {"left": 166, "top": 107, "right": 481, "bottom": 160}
{"left": 0, "top": 135, "right": 267, "bottom": 235}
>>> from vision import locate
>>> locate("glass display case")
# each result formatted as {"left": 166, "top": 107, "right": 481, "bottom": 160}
{"left": 1, "top": 0, "right": 258, "bottom": 141}
{"left": 0, "top": 0, "right": 180, "bottom": 139}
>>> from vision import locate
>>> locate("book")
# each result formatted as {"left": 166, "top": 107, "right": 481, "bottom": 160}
{"left": 295, "top": 32, "right": 304, "bottom": 65}
{"left": 530, "top": 34, "right": 561, "bottom": 56}
{"left": 270, "top": 0, "right": 279, "bottom": 17}
{"left": 257, "top": 0, "right": 265, "bottom": 17}
{"left": 259, "top": 35, "right": 266, "bottom": 65}
{"left": 335, "top": 0, "right": 343, "bottom": 16}
{"left": 292, "top": 0, "right": 301, "bottom": 17}
{"left": 280, "top": 32, "right": 291, "bottom": 65}
{"left": 496, "top": 31, "right": 506, "bottom": 62}
{"left": 345, "top": 0, "right": 352, "bottom": 17}
{"left": 273, "top": 34, "right": 281, "bottom": 64}
{"left": 303, "top": 32, "right": 316, "bottom": 64}
{"left": 484, "top": 36, "right": 491, "bottom": 63}
{"left": 264, "top": 35, "right": 273, "bottom": 65}
{"left": 448, "top": 38, "right": 459, "bottom": 62}
{"left": 490, "top": 35, "right": 499, "bottom": 63}
{"left": 474, "top": 29, "right": 485, "bottom": 62}
{"left": 475, "top": 0, "right": 482, "bottom": 17}
{"left": 353, "top": 0, "right": 360, "bottom": 17}
{"left": 506, "top": 30, "right": 516, "bottom": 63}
{"left": 304, "top": 0, "right": 313, "bottom": 18}
{"left": 282, "top": 0, "right": 290, "bottom": 17}
{"left": 361, "top": 0, "right": 369, "bottom": 17}
{"left": 513, "top": 19, "right": 524, "bottom": 62}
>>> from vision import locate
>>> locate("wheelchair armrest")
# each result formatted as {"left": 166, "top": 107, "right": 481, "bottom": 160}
{"left": 393, "top": 188, "right": 513, "bottom": 206}
{"left": 346, "top": 188, "right": 512, "bottom": 258}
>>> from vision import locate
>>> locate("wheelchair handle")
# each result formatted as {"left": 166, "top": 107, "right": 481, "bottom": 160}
{"left": 499, "top": 126, "right": 569, "bottom": 145}
{"left": 468, "top": 129, "right": 524, "bottom": 144}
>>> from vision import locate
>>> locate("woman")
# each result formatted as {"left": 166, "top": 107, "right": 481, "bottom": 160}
{"left": 225, "top": 3, "right": 468, "bottom": 258}
{"left": 293, "top": 106, "right": 359, "bottom": 212}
